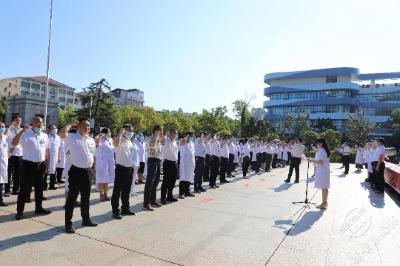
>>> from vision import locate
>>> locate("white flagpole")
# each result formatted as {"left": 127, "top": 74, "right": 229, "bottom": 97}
{"left": 44, "top": 0, "right": 54, "bottom": 127}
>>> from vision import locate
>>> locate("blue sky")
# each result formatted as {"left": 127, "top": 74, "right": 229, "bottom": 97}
{"left": 1, "top": 0, "right": 399, "bottom": 114}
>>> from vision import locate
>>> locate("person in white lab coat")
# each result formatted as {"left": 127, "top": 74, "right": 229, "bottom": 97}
{"left": 56, "top": 137, "right": 66, "bottom": 184}
{"left": 46, "top": 125, "right": 61, "bottom": 190}
{"left": 354, "top": 145, "right": 364, "bottom": 172}
{"left": 95, "top": 128, "right": 115, "bottom": 202}
{"left": 179, "top": 132, "right": 196, "bottom": 198}
{"left": 135, "top": 133, "right": 146, "bottom": 184}
{"left": 308, "top": 138, "right": 330, "bottom": 210}
{"left": 0, "top": 122, "right": 10, "bottom": 206}
{"left": 6, "top": 115, "right": 23, "bottom": 195}
{"left": 130, "top": 135, "right": 140, "bottom": 197}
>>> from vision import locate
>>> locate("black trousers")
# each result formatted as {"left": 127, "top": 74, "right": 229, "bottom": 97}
{"left": 372, "top": 161, "right": 385, "bottom": 193}
{"left": 49, "top": 174, "right": 56, "bottom": 188}
{"left": 65, "top": 165, "right": 92, "bottom": 226}
{"left": 255, "top": 153, "right": 262, "bottom": 173}
{"left": 161, "top": 160, "right": 178, "bottom": 200}
{"left": 242, "top": 156, "right": 250, "bottom": 177}
{"left": 287, "top": 157, "right": 301, "bottom": 181}
{"left": 179, "top": 180, "right": 191, "bottom": 195}
{"left": 287, "top": 152, "right": 292, "bottom": 165}
{"left": 17, "top": 160, "right": 45, "bottom": 213}
{"left": 343, "top": 155, "right": 350, "bottom": 174}
{"left": 210, "top": 155, "right": 220, "bottom": 186}
{"left": 144, "top": 158, "right": 161, "bottom": 206}
{"left": 111, "top": 164, "right": 133, "bottom": 213}
{"left": 56, "top": 167, "right": 64, "bottom": 183}
{"left": 203, "top": 154, "right": 211, "bottom": 181}
{"left": 265, "top": 153, "right": 272, "bottom": 171}
{"left": 194, "top": 156, "right": 205, "bottom": 189}
{"left": 0, "top": 184, "right": 4, "bottom": 203}
{"left": 227, "top": 154, "right": 234, "bottom": 177}
{"left": 7, "top": 155, "right": 22, "bottom": 193}
{"left": 272, "top": 154, "right": 278, "bottom": 168}
{"left": 220, "top": 157, "right": 229, "bottom": 181}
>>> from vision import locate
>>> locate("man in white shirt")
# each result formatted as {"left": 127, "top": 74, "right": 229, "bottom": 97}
{"left": 219, "top": 137, "right": 230, "bottom": 183}
{"left": 160, "top": 129, "right": 179, "bottom": 204}
{"left": 373, "top": 138, "right": 386, "bottom": 195}
{"left": 285, "top": 138, "right": 305, "bottom": 183}
{"left": 209, "top": 133, "right": 220, "bottom": 189}
{"left": 59, "top": 118, "right": 97, "bottom": 233}
{"left": 111, "top": 124, "right": 137, "bottom": 219}
{"left": 12, "top": 116, "right": 52, "bottom": 220}
{"left": 6, "top": 115, "right": 23, "bottom": 195}
{"left": 203, "top": 134, "right": 211, "bottom": 182}
{"left": 194, "top": 132, "right": 207, "bottom": 193}
{"left": 240, "top": 138, "right": 251, "bottom": 178}
{"left": 342, "top": 143, "right": 351, "bottom": 175}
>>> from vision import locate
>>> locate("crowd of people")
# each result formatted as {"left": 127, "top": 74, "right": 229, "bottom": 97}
{"left": 0, "top": 115, "right": 386, "bottom": 233}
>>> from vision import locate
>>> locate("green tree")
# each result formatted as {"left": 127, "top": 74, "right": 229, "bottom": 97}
{"left": 0, "top": 96, "right": 7, "bottom": 121}
{"left": 320, "top": 129, "right": 341, "bottom": 148}
{"left": 232, "top": 98, "right": 253, "bottom": 137}
{"left": 277, "top": 113, "right": 310, "bottom": 140}
{"left": 311, "top": 118, "right": 336, "bottom": 132}
{"left": 344, "top": 108, "right": 375, "bottom": 146}
{"left": 303, "top": 130, "right": 319, "bottom": 145}
{"left": 58, "top": 105, "right": 78, "bottom": 128}
{"left": 79, "top": 79, "right": 119, "bottom": 133}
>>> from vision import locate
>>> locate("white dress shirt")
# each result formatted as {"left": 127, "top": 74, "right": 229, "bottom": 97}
{"left": 204, "top": 141, "right": 211, "bottom": 155}
{"left": 66, "top": 133, "right": 95, "bottom": 168}
{"left": 194, "top": 139, "right": 206, "bottom": 158}
{"left": 220, "top": 143, "right": 229, "bottom": 158}
{"left": 241, "top": 143, "right": 250, "bottom": 157}
{"left": 0, "top": 135, "right": 9, "bottom": 183}
{"left": 7, "top": 125, "right": 23, "bottom": 156}
{"left": 162, "top": 138, "right": 179, "bottom": 161}
{"left": 21, "top": 129, "right": 49, "bottom": 162}
{"left": 210, "top": 140, "right": 220, "bottom": 157}
{"left": 115, "top": 137, "right": 137, "bottom": 167}
{"left": 134, "top": 140, "right": 146, "bottom": 162}
{"left": 291, "top": 143, "right": 305, "bottom": 158}
{"left": 343, "top": 146, "right": 351, "bottom": 155}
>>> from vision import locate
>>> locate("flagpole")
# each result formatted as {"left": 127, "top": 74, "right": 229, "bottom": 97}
{"left": 44, "top": 0, "right": 54, "bottom": 127}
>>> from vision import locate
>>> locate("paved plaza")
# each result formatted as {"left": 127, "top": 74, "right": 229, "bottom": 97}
{"left": 0, "top": 163, "right": 399, "bottom": 266}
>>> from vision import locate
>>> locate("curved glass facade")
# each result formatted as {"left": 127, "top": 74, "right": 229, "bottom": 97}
{"left": 263, "top": 67, "right": 400, "bottom": 131}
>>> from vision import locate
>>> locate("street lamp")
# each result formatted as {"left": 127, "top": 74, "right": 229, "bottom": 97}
{"left": 43, "top": 0, "right": 54, "bottom": 127}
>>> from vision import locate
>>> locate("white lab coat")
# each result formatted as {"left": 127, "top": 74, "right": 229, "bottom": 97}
{"left": 56, "top": 139, "right": 66, "bottom": 169}
{"left": 179, "top": 142, "right": 195, "bottom": 182}
{"left": 355, "top": 149, "right": 364, "bottom": 165}
{"left": 95, "top": 138, "right": 115, "bottom": 184}
{"left": 0, "top": 135, "right": 9, "bottom": 184}
{"left": 130, "top": 141, "right": 140, "bottom": 195}
{"left": 48, "top": 134, "right": 61, "bottom": 174}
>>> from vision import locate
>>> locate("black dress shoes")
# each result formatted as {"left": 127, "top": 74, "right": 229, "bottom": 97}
{"left": 284, "top": 179, "right": 290, "bottom": 183}
{"left": 65, "top": 225, "right": 75, "bottom": 234}
{"left": 15, "top": 213, "right": 23, "bottom": 220}
{"left": 35, "top": 208, "right": 51, "bottom": 215}
{"left": 121, "top": 210, "right": 136, "bottom": 216}
{"left": 82, "top": 221, "right": 98, "bottom": 227}
{"left": 166, "top": 197, "right": 178, "bottom": 202}
{"left": 112, "top": 213, "right": 122, "bottom": 219}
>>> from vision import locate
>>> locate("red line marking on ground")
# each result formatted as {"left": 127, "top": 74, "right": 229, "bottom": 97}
{"left": 201, "top": 197, "right": 213, "bottom": 203}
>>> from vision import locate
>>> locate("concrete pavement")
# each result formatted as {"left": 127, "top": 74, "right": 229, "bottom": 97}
{"left": 0, "top": 163, "right": 399, "bottom": 266}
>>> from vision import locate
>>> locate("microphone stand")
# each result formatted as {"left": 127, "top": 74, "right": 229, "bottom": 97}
{"left": 292, "top": 147, "right": 316, "bottom": 208}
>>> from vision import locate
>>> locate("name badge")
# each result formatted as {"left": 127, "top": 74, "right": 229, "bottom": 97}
{"left": 39, "top": 140, "right": 45, "bottom": 145}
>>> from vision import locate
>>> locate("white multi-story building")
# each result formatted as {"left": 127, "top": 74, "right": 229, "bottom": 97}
{"left": 109, "top": 88, "right": 144, "bottom": 107}
{"left": 263, "top": 67, "right": 400, "bottom": 131}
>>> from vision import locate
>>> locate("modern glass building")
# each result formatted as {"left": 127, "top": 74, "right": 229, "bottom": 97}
{"left": 263, "top": 67, "right": 400, "bottom": 131}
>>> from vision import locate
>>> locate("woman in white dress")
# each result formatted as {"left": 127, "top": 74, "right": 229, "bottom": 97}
{"left": 308, "top": 138, "right": 330, "bottom": 210}
{"left": 354, "top": 145, "right": 364, "bottom": 172}
{"left": 95, "top": 128, "right": 115, "bottom": 202}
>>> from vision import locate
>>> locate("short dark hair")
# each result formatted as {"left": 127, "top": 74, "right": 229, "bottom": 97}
{"left": 47, "top": 124, "right": 56, "bottom": 129}
{"left": 169, "top": 128, "right": 177, "bottom": 133}
{"left": 377, "top": 138, "right": 385, "bottom": 145}
{"left": 152, "top": 125, "right": 163, "bottom": 134}
{"left": 123, "top": 124, "right": 133, "bottom": 129}
{"left": 12, "top": 115, "right": 21, "bottom": 121}
{"left": 297, "top": 138, "right": 303, "bottom": 143}
{"left": 78, "top": 117, "right": 90, "bottom": 124}
{"left": 101, "top": 127, "right": 110, "bottom": 134}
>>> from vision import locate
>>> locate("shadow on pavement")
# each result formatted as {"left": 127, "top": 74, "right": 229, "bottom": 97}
{"left": 285, "top": 210, "right": 324, "bottom": 236}
{"left": 271, "top": 183, "right": 293, "bottom": 192}
{"left": 360, "top": 182, "right": 385, "bottom": 208}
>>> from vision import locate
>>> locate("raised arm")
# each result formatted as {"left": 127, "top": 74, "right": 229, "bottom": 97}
{"left": 11, "top": 125, "right": 30, "bottom": 145}
{"left": 59, "top": 120, "right": 77, "bottom": 139}
{"left": 113, "top": 128, "right": 125, "bottom": 148}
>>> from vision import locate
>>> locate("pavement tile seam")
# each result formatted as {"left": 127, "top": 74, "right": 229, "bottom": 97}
{"left": 0, "top": 208, "right": 182, "bottom": 266}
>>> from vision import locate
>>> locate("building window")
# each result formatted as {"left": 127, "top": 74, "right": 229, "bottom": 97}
{"left": 59, "top": 97, "right": 66, "bottom": 103}
{"left": 326, "top": 75, "right": 337, "bottom": 83}
{"left": 67, "top": 98, "right": 73, "bottom": 104}
{"left": 67, "top": 90, "right": 74, "bottom": 96}
{"left": 21, "top": 81, "right": 30, "bottom": 88}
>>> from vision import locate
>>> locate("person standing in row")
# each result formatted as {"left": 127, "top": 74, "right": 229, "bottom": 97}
{"left": 143, "top": 125, "right": 165, "bottom": 211}
{"left": 203, "top": 134, "right": 211, "bottom": 182}
{"left": 342, "top": 143, "right": 351, "bottom": 175}
{"left": 240, "top": 138, "right": 251, "bottom": 179}
{"left": 219, "top": 137, "right": 230, "bottom": 183}
{"left": 60, "top": 118, "right": 97, "bottom": 233}
{"left": 194, "top": 132, "right": 207, "bottom": 193}
{"left": 55, "top": 136, "right": 66, "bottom": 184}
{"left": 47, "top": 124, "right": 61, "bottom": 190}
{"left": 265, "top": 142, "right": 273, "bottom": 172}
{"left": 135, "top": 133, "right": 146, "bottom": 185}
{"left": 160, "top": 129, "right": 179, "bottom": 204}
{"left": 6, "top": 115, "right": 23, "bottom": 195}
{"left": 13, "top": 117, "right": 52, "bottom": 220}
{"left": 373, "top": 138, "right": 386, "bottom": 195}
{"left": 179, "top": 132, "right": 196, "bottom": 198}
{"left": 111, "top": 124, "right": 137, "bottom": 219}
{"left": 209, "top": 133, "right": 220, "bottom": 189}
{"left": 227, "top": 137, "right": 236, "bottom": 178}
{"left": 0, "top": 122, "right": 9, "bottom": 206}
{"left": 285, "top": 138, "right": 304, "bottom": 184}
{"left": 95, "top": 128, "right": 115, "bottom": 202}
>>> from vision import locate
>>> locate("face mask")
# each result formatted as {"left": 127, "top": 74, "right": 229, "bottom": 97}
{"left": 0, "top": 128, "right": 5, "bottom": 134}
{"left": 51, "top": 128, "right": 57, "bottom": 135}
{"left": 125, "top": 132, "right": 134, "bottom": 138}
{"left": 33, "top": 127, "right": 43, "bottom": 134}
